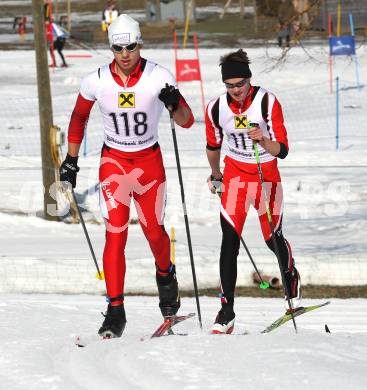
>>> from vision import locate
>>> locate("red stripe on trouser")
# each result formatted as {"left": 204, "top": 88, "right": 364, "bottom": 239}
{"left": 99, "top": 147, "right": 171, "bottom": 299}
{"left": 220, "top": 160, "right": 283, "bottom": 239}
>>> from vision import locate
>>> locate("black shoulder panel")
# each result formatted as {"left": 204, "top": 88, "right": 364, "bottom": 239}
{"left": 140, "top": 58, "right": 147, "bottom": 72}
{"left": 251, "top": 86, "right": 260, "bottom": 101}
{"left": 261, "top": 92, "right": 268, "bottom": 122}
{"left": 211, "top": 97, "right": 222, "bottom": 132}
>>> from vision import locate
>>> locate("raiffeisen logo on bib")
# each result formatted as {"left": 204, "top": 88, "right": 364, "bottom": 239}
{"left": 234, "top": 115, "right": 249, "bottom": 129}
{"left": 112, "top": 33, "right": 131, "bottom": 45}
{"left": 118, "top": 92, "right": 135, "bottom": 108}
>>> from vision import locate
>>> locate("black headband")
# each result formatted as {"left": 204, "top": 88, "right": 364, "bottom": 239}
{"left": 221, "top": 61, "right": 252, "bottom": 82}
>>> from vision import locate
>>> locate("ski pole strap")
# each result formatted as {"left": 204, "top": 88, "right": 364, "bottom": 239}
{"left": 106, "top": 295, "right": 124, "bottom": 304}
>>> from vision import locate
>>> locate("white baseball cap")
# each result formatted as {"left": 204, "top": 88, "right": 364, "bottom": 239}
{"left": 108, "top": 14, "right": 143, "bottom": 47}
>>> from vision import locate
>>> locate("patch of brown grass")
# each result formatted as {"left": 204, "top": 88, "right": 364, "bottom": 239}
{"left": 194, "top": 285, "right": 367, "bottom": 299}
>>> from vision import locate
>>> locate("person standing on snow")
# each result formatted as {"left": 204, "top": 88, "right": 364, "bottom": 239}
{"left": 101, "top": 0, "right": 119, "bottom": 32}
{"left": 59, "top": 14, "right": 194, "bottom": 338}
{"left": 49, "top": 21, "right": 69, "bottom": 67}
{"left": 205, "top": 49, "right": 301, "bottom": 334}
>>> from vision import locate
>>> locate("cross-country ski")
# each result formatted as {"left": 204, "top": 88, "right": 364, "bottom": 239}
{"left": 261, "top": 301, "right": 331, "bottom": 333}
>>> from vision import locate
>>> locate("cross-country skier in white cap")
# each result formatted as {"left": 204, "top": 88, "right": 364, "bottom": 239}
{"left": 60, "top": 14, "right": 194, "bottom": 338}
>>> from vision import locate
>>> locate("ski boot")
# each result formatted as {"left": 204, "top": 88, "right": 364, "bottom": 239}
{"left": 211, "top": 304, "right": 235, "bottom": 334}
{"left": 284, "top": 267, "right": 301, "bottom": 311}
{"left": 156, "top": 264, "right": 180, "bottom": 318}
{"left": 98, "top": 303, "right": 126, "bottom": 338}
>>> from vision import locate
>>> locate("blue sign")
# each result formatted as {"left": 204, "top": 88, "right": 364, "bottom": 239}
{"left": 329, "top": 36, "right": 356, "bottom": 56}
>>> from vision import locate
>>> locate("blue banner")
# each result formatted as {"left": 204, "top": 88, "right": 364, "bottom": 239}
{"left": 329, "top": 36, "right": 356, "bottom": 56}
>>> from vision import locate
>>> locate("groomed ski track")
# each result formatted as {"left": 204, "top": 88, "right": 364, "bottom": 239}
{"left": 1, "top": 294, "right": 367, "bottom": 390}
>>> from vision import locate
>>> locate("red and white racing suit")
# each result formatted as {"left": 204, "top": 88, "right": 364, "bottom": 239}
{"left": 68, "top": 58, "right": 194, "bottom": 301}
{"left": 206, "top": 85, "right": 298, "bottom": 305}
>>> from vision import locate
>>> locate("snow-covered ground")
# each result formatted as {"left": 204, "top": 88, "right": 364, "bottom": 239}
{"left": 1, "top": 294, "right": 367, "bottom": 390}
{"left": 0, "top": 42, "right": 367, "bottom": 389}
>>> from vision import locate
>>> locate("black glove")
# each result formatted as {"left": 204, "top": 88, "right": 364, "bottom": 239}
{"left": 158, "top": 85, "right": 180, "bottom": 112}
{"left": 59, "top": 154, "right": 79, "bottom": 189}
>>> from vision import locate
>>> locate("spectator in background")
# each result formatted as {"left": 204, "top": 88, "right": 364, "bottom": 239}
{"left": 49, "top": 22, "right": 69, "bottom": 67}
{"left": 13, "top": 16, "right": 27, "bottom": 43}
{"left": 101, "top": 0, "right": 119, "bottom": 32}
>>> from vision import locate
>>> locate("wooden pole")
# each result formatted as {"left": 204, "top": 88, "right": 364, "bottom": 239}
{"left": 32, "top": 0, "right": 58, "bottom": 221}
{"left": 67, "top": 0, "right": 71, "bottom": 32}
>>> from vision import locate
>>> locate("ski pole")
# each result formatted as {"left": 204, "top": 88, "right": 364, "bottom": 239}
{"left": 253, "top": 142, "right": 297, "bottom": 333}
{"left": 215, "top": 190, "right": 269, "bottom": 289}
{"left": 71, "top": 189, "right": 104, "bottom": 280}
{"left": 167, "top": 106, "right": 202, "bottom": 330}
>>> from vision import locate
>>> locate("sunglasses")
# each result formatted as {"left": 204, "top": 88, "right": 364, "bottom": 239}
{"left": 224, "top": 79, "right": 248, "bottom": 89}
{"left": 111, "top": 42, "right": 139, "bottom": 53}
